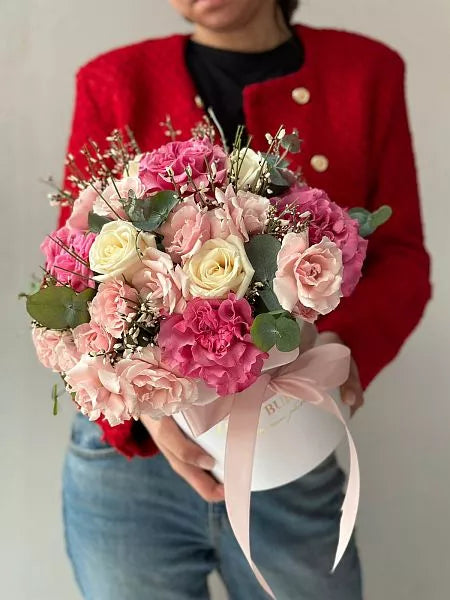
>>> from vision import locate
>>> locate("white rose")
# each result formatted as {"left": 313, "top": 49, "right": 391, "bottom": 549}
{"left": 89, "top": 220, "right": 156, "bottom": 282}
{"left": 183, "top": 235, "right": 254, "bottom": 299}
{"left": 232, "top": 148, "right": 265, "bottom": 190}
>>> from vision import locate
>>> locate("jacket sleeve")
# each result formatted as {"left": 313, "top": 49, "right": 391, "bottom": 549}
{"left": 59, "top": 65, "right": 159, "bottom": 458}
{"left": 317, "top": 54, "right": 432, "bottom": 389}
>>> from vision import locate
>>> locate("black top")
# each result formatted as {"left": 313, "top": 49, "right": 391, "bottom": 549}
{"left": 185, "top": 35, "right": 304, "bottom": 146}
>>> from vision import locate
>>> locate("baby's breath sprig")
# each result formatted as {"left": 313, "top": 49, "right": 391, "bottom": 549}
{"left": 252, "top": 126, "right": 286, "bottom": 196}
{"left": 160, "top": 115, "right": 182, "bottom": 142}
{"left": 265, "top": 203, "right": 311, "bottom": 241}
{"left": 63, "top": 128, "right": 139, "bottom": 196}
{"left": 41, "top": 176, "right": 75, "bottom": 207}
{"left": 183, "top": 165, "right": 213, "bottom": 209}
{"left": 113, "top": 299, "right": 161, "bottom": 359}
{"left": 191, "top": 115, "right": 216, "bottom": 143}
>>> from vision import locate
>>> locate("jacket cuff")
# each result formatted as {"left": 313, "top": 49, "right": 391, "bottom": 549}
{"left": 96, "top": 418, "right": 159, "bottom": 459}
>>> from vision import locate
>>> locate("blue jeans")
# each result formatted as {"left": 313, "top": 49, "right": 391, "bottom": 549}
{"left": 63, "top": 413, "right": 363, "bottom": 600}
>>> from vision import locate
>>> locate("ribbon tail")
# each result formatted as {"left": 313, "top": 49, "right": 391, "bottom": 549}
{"left": 224, "top": 375, "right": 276, "bottom": 599}
{"left": 314, "top": 392, "right": 360, "bottom": 572}
{"left": 332, "top": 421, "right": 360, "bottom": 571}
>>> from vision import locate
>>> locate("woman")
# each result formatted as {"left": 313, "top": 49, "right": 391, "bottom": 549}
{"left": 61, "top": 1, "right": 431, "bottom": 599}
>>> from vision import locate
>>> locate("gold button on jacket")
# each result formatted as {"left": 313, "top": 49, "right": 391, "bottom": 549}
{"left": 291, "top": 87, "right": 311, "bottom": 105}
{"left": 310, "top": 154, "right": 329, "bottom": 172}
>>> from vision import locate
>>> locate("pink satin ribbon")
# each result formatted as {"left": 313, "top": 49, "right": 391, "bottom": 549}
{"left": 182, "top": 343, "right": 360, "bottom": 598}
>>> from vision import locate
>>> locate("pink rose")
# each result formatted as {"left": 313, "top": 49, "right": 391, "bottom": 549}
{"left": 273, "top": 233, "right": 343, "bottom": 316}
{"left": 65, "top": 355, "right": 133, "bottom": 426}
{"left": 41, "top": 227, "right": 96, "bottom": 292}
{"left": 208, "top": 184, "right": 270, "bottom": 242}
{"left": 276, "top": 186, "right": 368, "bottom": 296}
{"left": 159, "top": 196, "right": 211, "bottom": 263}
{"left": 89, "top": 279, "right": 139, "bottom": 338}
{"left": 73, "top": 322, "right": 114, "bottom": 355}
{"left": 159, "top": 294, "right": 268, "bottom": 396}
{"left": 131, "top": 247, "right": 189, "bottom": 314}
{"left": 66, "top": 185, "right": 98, "bottom": 232}
{"left": 116, "top": 347, "right": 199, "bottom": 419}
{"left": 31, "top": 327, "right": 80, "bottom": 373}
{"left": 292, "top": 303, "right": 320, "bottom": 324}
{"left": 138, "top": 138, "right": 228, "bottom": 193}
{"left": 93, "top": 176, "right": 145, "bottom": 220}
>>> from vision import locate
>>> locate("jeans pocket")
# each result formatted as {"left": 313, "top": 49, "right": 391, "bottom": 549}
{"left": 68, "top": 412, "right": 118, "bottom": 459}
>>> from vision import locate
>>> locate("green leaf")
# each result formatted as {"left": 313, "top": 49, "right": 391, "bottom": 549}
{"left": 371, "top": 205, "right": 392, "bottom": 229}
{"left": 251, "top": 312, "right": 301, "bottom": 353}
{"left": 245, "top": 234, "right": 283, "bottom": 312}
{"left": 280, "top": 132, "right": 302, "bottom": 154}
{"left": 259, "top": 286, "right": 283, "bottom": 312}
{"left": 260, "top": 152, "right": 289, "bottom": 169}
{"left": 88, "top": 212, "right": 113, "bottom": 233}
{"left": 268, "top": 167, "right": 289, "bottom": 187}
{"left": 26, "top": 285, "right": 95, "bottom": 329}
{"left": 251, "top": 313, "right": 279, "bottom": 352}
{"left": 349, "top": 205, "right": 392, "bottom": 237}
{"left": 245, "top": 234, "right": 281, "bottom": 284}
{"left": 126, "top": 191, "right": 179, "bottom": 232}
{"left": 274, "top": 316, "right": 301, "bottom": 352}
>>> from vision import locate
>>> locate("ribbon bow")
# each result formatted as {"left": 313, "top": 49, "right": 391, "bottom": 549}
{"left": 182, "top": 343, "right": 360, "bottom": 599}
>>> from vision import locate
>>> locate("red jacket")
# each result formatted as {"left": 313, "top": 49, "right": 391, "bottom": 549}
{"left": 59, "top": 24, "right": 431, "bottom": 458}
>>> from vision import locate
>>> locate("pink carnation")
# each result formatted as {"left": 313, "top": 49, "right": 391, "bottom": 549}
{"left": 116, "top": 347, "right": 199, "bottom": 419}
{"left": 65, "top": 355, "right": 133, "bottom": 426}
{"left": 89, "top": 279, "right": 139, "bottom": 338}
{"left": 31, "top": 327, "right": 80, "bottom": 373}
{"left": 292, "top": 303, "right": 320, "bottom": 324}
{"left": 276, "top": 186, "right": 368, "bottom": 296}
{"left": 208, "top": 184, "right": 269, "bottom": 242}
{"left": 92, "top": 176, "right": 145, "bottom": 220}
{"left": 73, "top": 322, "right": 114, "bottom": 354}
{"left": 159, "top": 196, "right": 211, "bottom": 263}
{"left": 131, "top": 247, "right": 189, "bottom": 314}
{"left": 159, "top": 294, "right": 267, "bottom": 396}
{"left": 139, "top": 138, "right": 228, "bottom": 194}
{"left": 273, "top": 233, "right": 343, "bottom": 316}
{"left": 66, "top": 185, "right": 98, "bottom": 232}
{"left": 41, "top": 227, "right": 96, "bottom": 292}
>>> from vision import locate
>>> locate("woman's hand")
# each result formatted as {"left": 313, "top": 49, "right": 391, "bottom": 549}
{"left": 317, "top": 330, "right": 364, "bottom": 416}
{"left": 141, "top": 414, "right": 225, "bottom": 503}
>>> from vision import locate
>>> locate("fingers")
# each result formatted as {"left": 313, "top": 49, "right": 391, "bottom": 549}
{"left": 149, "top": 416, "right": 215, "bottom": 468}
{"left": 140, "top": 415, "right": 225, "bottom": 502}
{"left": 162, "top": 447, "right": 225, "bottom": 503}
{"left": 341, "top": 358, "right": 364, "bottom": 417}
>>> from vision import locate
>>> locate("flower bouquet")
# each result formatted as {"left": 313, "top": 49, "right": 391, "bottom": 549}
{"left": 25, "top": 121, "right": 391, "bottom": 595}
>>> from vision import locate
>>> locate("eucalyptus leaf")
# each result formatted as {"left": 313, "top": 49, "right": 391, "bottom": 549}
{"left": 245, "top": 234, "right": 283, "bottom": 312}
{"left": 259, "top": 286, "right": 283, "bottom": 312}
{"left": 260, "top": 152, "right": 290, "bottom": 169}
{"left": 371, "top": 205, "right": 392, "bottom": 229}
{"left": 349, "top": 205, "right": 393, "bottom": 237}
{"left": 251, "top": 312, "right": 301, "bottom": 352}
{"left": 26, "top": 285, "right": 95, "bottom": 330}
{"left": 245, "top": 234, "right": 281, "bottom": 285}
{"left": 280, "top": 132, "right": 302, "bottom": 154}
{"left": 250, "top": 313, "right": 278, "bottom": 352}
{"left": 88, "top": 212, "right": 113, "bottom": 233}
{"left": 274, "top": 316, "right": 301, "bottom": 352}
{"left": 269, "top": 167, "right": 289, "bottom": 187}
{"left": 129, "top": 191, "right": 179, "bottom": 232}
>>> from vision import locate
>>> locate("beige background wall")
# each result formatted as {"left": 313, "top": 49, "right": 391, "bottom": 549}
{"left": 1, "top": 1, "right": 449, "bottom": 598}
